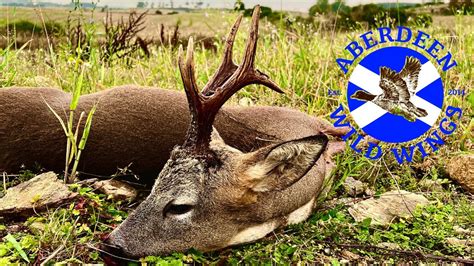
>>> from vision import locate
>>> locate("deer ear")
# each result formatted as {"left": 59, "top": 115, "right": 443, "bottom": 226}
{"left": 241, "top": 135, "right": 328, "bottom": 192}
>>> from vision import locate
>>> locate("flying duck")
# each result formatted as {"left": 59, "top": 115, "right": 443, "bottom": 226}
{"left": 351, "top": 56, "right": 428, "bottom": 122}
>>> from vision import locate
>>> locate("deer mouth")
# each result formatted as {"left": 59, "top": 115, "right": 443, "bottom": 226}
{"left": 100, "top": 240, "right": 141, "bottom": 265}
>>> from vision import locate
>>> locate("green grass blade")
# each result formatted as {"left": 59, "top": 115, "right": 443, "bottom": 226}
{"left": 42, "top": 98, "right": 68, "bottom": 136}
{"left": 4, "top": 234, "right": 30, "bottom": 263}
{"left": 78, "top": 104, "right": 97, "bottom": 150}
{"left": 70, "top": 104, "right": 97, "bottom": 180}
{"left": 70, "top": 67, "right": 84, "bottom": 111}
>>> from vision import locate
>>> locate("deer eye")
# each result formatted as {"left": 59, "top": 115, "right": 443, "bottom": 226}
{"left": 163, "top": 201, "right": 194, "bottom": 217}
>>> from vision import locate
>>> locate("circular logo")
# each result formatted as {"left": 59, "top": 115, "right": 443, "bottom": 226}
{"left": 347, "top": 46, "right": 444, "bottom": 143}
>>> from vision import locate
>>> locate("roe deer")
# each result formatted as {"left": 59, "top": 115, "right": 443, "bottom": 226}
{"left": 99, "top": 7, "right": 346, "bottom": 259}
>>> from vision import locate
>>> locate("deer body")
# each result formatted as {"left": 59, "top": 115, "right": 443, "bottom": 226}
{"left": 0, "top": 86, "right": 341, "bottom": 183}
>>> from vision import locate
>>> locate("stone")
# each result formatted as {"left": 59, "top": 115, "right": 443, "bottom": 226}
{"left": 418, "top": 179, "right": 444, "bottom": 192}
{"left": 93, "top": 179, "right": 137, "bottom": 201}
{"left": 343, "top": 176, "right": 367, "bottom": 197}
{"left": 364, "top": 187, "right": 375, "bottom": 196}
{"left": 340, "top": 249, "right": 360, "bottom": 260}
{"left": 377, "top": 242, "right": 401, "bottom": 250}
{"left": 348, "top": 190, "right": 429, "bottom": 226}
{"left": 446, "top": 154, "right": 474, "bottom": 193}
{"left": 0, "top": 172, "right": 76, "bottom": 218}
{"left": 446, "top": 237, "right": 473, "bottom": 253}
{"left": 453, "top": 226, "right": 474, "bottom": 236}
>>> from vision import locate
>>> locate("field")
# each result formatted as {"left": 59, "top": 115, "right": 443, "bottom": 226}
{"left": 0, "top": 4, "right": 473, "bottom": 265}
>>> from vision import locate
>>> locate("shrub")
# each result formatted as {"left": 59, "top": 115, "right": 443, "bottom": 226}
{"left": 43, "top": 21, "right": 65, "bottom": 35}
{"left": 242, "top": 6, "right": 287, "bottom": 24}
{"left": 5, "top": 20, "right": 39, "bottom": 33}
{"left": 409, "top": 13, "right": 433, "bottom": 27}
{"left": 102, "top": 11, "right": 151, "bottom": 61}
{"left": 309, "top": 0, "right": 330, "bottom": 15}
{"left": 234, "top": 0, "right": 245, "bottom": 11}
{"left": 449, "top": 0, "right": 473, "bottom": 14}
{"left": 1, "top": 20, "right": 65, "bottom": 37}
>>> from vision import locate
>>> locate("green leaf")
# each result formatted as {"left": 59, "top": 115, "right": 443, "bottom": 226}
{"left": 89, "top": 251, "right": 99, "bottom": 260}
{"left": 43, "top": 98, "right": 68, "bottom": 136}
{"left": 361, "top": 217, "right": 372, "bottom": 228}
{"left": 78, "top": 104, "right": 97, "bottom": 150}
{"left": 4, "top": 234, "right": 29, "bottom": 263}
{"left": 70, "top": 66, "right": 85, "bottom": 111}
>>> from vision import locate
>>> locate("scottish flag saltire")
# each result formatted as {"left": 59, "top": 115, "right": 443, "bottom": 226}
{"left": 347, "top": 47, "right": 444, "bottom": 143}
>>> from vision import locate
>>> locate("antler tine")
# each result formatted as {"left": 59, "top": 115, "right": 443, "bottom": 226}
{"left": 238, "top": 5, "right": 283, "bottom": 93}
{"left": 178, "top": 38, "right": 201, "bottom": 109}
{"left": 201, "top": 15, "right": 242, "bottom": 95}
{"left": 178, "top": 38, "right": 205, "bottom": 148}
{"left": 208, "top": 6, "right": 283, "bottom": 111}
{"left": 240, "top": 6, "right": 259, "bottom": 71}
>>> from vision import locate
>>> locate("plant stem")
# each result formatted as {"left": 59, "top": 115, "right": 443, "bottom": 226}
{"left": 64, "top": 137, "right": 70, "bottom": 182}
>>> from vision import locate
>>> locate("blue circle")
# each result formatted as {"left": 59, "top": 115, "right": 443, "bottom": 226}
{"left": 347, "top": 47, "right": 444, "bottom": 143}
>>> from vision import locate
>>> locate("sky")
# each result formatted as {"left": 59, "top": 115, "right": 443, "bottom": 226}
{"left": 14, "top": 0, "right": 448, "bottom": 11}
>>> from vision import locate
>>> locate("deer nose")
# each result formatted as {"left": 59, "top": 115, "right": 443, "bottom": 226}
{"left": 100, "top": 238, "right": 127, "bottom": 265}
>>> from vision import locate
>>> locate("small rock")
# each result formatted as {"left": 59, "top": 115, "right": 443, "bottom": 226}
{"left": 446, "top": 154, "right": 474, "bottom": 193}
{"left": 377, "top": 242, "right": 401, "bottom": 250}
{"left": 364, "top": 187, "right": 375, "bottom": 196}
{"left": 446, "top": 237, "right": 473, "bottom": 252}
{"left": 93, "top": 179, "right": 137, "bottom": 201}
{"left": 340, "top": 249, "right": 360, "bottom": 260}
{"left": 453, "top": 226, "right": 474, "bottom": 236}
{"left": 323, "top": 247, "right": 331, "bottom": 255}
{"left": 343, "top": 176, "right": 367, "bottom": 197}
{"left": 0, "top": 172, "right": 77, "bottom": 218}
{"left": 418, "top": 179, "right": 444, "bottom": 192}
{"left": 348, "top": 190, "right": 429, "bottom": 226}
{"left": 7, "top": 224, "right": 22, "bottom": 233}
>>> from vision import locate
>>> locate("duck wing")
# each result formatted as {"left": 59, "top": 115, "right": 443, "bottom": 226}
{"left": 379, "top": 66, "right": 410, "bottom": 103}
{"left": 399, "top": 56, "right": 422, "bottom": 96}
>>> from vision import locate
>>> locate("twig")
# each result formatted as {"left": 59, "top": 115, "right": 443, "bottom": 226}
{"left": 86, "top": 243, "right": 140, "bottom": 262}
{"left": 75, "top": 178, "right": 98, "bottom": 185}
{"left": 2, "top": 172, "right": 6, "bottom": 191}
{"left": 382, "top": 157, "right": 415, "bottom": 218}
{"left": 315, "top": 240, "right": 474, "bottom": 264}
{"left": 40, "top": 244, "right": 64, "bottom": 266}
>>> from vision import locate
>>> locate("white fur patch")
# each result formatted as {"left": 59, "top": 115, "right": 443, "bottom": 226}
{"left": 228, "top": 221, "right": 278, "bottom": 246}
{"left": 287, "top": 197, "right": 316, "bottom": 225}
{"left": 227, "top": 198, "right": 316, "bottom": 246}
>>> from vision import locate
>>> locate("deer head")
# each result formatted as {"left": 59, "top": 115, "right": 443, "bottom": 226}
{"left": 103, "top": 6, "right": 329, "bottom": 259}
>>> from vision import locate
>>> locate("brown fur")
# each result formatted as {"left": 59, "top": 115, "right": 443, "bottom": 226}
{"left": 0, "top": 86, "right": 340, "bottom": 183}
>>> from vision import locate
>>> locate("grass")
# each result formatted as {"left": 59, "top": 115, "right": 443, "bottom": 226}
{"left": 0, "top": 5, "right": 473, "bottom": 265}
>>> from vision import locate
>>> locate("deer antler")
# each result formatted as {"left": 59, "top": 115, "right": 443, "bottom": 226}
{"left": 178, "top": 5, "right": 283, "bottom": 159}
